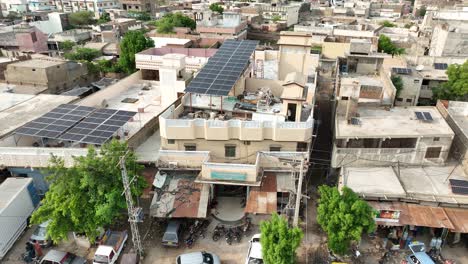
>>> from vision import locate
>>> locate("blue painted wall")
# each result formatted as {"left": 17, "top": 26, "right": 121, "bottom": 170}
{"left": 9, "top": 168, "right": 49, "bottom": 196}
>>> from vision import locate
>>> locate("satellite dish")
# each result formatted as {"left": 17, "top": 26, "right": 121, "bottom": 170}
{"left": 416, "top": 65, "right": 424, "bottom": 71}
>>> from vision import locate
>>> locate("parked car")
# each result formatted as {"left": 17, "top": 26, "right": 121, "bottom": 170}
{"left": 162, "top": 220, "right": 183, "bottom": 247}
{"left": 93, "top": 230, "right": 128, "bottom": 264}
{"left": 245, "top": 234, "right": 263, "bottom": 264}
{"left": 29, "top": 221, "right": 52, "bottom": 247}
{"left": 405, "top": 242, "right": 435, "bottom": 264}
{"left": 176, "top": 251, "right": 221, "bottom": 264}
{"left": 39, "top": 250, "right": 86, "bottom": 264}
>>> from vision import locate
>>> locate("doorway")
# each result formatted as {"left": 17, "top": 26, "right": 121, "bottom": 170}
{"left": 287, "top": 103, "right": 297, "bottom": 121}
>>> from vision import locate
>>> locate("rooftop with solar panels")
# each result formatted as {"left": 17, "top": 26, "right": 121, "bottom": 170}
{"left": 163, "top": 39, "right": 314, "bottom": 124}
{"left": 335, "top": 106, "right": 455, "bottom": 139}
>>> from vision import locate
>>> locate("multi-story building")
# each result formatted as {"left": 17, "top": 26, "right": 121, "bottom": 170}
{"left": 54, "top": 0, "right": 120, "bottom": 17}
{"left": 0, "top": 0, "right": 28, "bottom": 13}
{"left": 196, "top": 11, "right": 248, "bottom": 41}
{"left": 119, "top": 0, "right": 152, "bottom": 13}
{"left": 154, "top": 40, "right": 314, "bottom": 217}
{"left": 0, "top": 23, "right": 49, "bottom": 54}
{"left": 277, "top": 32, "right": 315, "bottom": 81}
{"left": 28, "top": 0, "right": 56, "bottom": 11}
{"left": 255, "top": 2, "right": 301, "bottom": 27}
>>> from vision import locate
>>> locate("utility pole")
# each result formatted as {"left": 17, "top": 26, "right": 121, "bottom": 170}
{"left": 293, "top": 158, "right": 305, "bottom": 227}
{"left": 119, "top": 155, "right": 144, "bottom": 259}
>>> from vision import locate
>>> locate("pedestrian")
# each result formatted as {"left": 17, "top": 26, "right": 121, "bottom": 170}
{"left": 33, "top": 240, "right": 43, "bottom": 258}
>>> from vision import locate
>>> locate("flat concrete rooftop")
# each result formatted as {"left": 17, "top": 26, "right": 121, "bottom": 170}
{"left": 447, "top": 101, "right": 468, "bottom": 139}
{"left": 336, "top": 106, "right": 455, "bottom": 138}
{"left": 341, "top": 165, "right": 468, "bottom": 205}
{"left": 9, "top": 58, "right": 64, "bottom": 68}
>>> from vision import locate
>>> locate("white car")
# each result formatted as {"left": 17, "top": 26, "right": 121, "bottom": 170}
{"left": 245, "top": 234, "right": 263, "bottom": 264}
{"left": 176, "top": 251, "right": 221, "bottom": 264}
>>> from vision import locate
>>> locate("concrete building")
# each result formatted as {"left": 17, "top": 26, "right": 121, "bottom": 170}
{"left": 196, "top": 11, "right": 248, "bottom": 41}
{"left": 369, "top": 2, "right": 404, "bottom": 18}
{"left": 119, "top": 0, "right": 152, "bottom": 13}
{"left": 54, "top": 0, "right": 120, "bottom": 17}
{"left": 429, "top": 23, "right": 468, "bottom": 57}
{"left": 0, "top": 23, "right": 48, "bottom": 54}
{"left": 92, "top": 18, "right": 142, "bottom": 43}
{"left": 0, "top": 0, "right": 28, "bottom": 13}
{"left": 256, "top": 2, "right": 301, "bottom": 27}
{"left": 332, "top": 106, "right": 454, "bottom": 168}
{"left": 390, "top": 66, "right": 422, "bottom": 107}
{"left": 28, "top": 0, "right": 57, "bottom": 11}
{"left": 4, "top": 57, "right": 89, "bottom": 94}
{"left": 154, "top": 40, "right": 314, "bottom": 218}
{"left": 437, "top": 101, "right": 468, "bottom": 175}
{"left": 29, "top": 12, "right": 69, "bottom": 34}
{"left": 277, "top": 32, "right": 315, "bottom": 81}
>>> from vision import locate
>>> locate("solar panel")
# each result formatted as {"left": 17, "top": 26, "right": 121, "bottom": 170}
{"left": 434, "top": 63, "right": 448, "bottom": 70}
{"left": 185, "top": 39, "right": 259, "bottom": 96}
{"left": 451, "top": 186, "right": 468, "bottom": 195}
{"left": 415, "top": 111, "right": 424, "bottom": 120}
{"left": 423, "top": 112, "right": 433, "bottom": 121}
{"left": 450, "top": 179, "right": 468, "bottom": 188}
{"left": 15, "top": 104, "right": 95, "bottom": 139}
{"left": 392, "top": 67, "right": 412, "bottom": 75}
{"left": 58, "top": 109, "right": 136, "bottom": 145}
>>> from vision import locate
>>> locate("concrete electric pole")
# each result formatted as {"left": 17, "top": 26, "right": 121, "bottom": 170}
{"left": 293, "top": 159, "right": 305, "bottom": 227}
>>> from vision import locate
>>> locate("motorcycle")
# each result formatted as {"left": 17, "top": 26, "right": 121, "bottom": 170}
{"left": 225, "top": 228, "right": 233, "bottom": 245}
{"left": 185, "top": 235, "right": 194, "bottom": 248}
{"left": 212, "top": 225, "right": 225, "bottom": 241}
{"left": 233, "top": 227, "right": 242, "bottom": 243}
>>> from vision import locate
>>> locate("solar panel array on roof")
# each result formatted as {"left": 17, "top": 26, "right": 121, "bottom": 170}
{"left": 449, "top": 179, "right": 468, "bottom": 195}
{"left": 392, "top": 67, "right": 412, "bottom": 75}
{"left": 434, "top": 63, "right": 448, "bottom": 70}
{"left": 59, "top": 109, "right": 135, "bottom": 145}
{"left": 15, "top": 105, "right": 95, "bottom": 139}
{"left": 15, "top": 104, "right": 136, "bottom": 145}
{"left": 185, "top": 39, "right": 258, "bottom": 96}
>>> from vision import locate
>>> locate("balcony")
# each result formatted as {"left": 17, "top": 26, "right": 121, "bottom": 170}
{"left": 0, "top": 147, "right": 89, "bottom": 168}
{"left": 159, "top": 103, "right": 314, "bottom": 142}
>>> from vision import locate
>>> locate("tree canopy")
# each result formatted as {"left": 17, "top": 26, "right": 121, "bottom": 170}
{"left": 378, "top": 34, "right": 405, "bottom": 55}
{"left": 30, "top": 140, "right": 146, "bottom": 243}
{"left": 64, "top": 47, "right": 101, "bottom": 61}
{"left": 432, "top": 61, "right": 468, "bottom": 101}
{"left": 380, "top": 20, "right": 396, "bottom": 27}
{"left": 118, "top": 30, "right": 154, "bottom": 74}
{"left": 209, "top": 3, "right": 224, "bottom": 14}
{"left": 260, "top": 213, "right": 303, "bottom": 264}
{"left": 59, "top": 40, "right": 75, "bottom": 52}
{"left": 152, "top": 13, "right": 196, "bottom": 33}
{"left": 418, "top": 6, "right": 427, "bottom": 17}
{"left": 69, "top": 11, "right": 95, "bottom": 26}
{"left": 97, "top": 11, "right": 111, "bottom": 24}
{"left": 317, "top": 186, "right": 376, "bottom": 255}
{"left": 271, "top": 14, "right": 282, "bottom": 23}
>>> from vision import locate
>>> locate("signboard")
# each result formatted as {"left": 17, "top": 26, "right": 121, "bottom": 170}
{"left": 375, "top": 209, "right": 401, "bottom": 223}
{"left": 211, "top": 171, "right": 246, "bottom": 181}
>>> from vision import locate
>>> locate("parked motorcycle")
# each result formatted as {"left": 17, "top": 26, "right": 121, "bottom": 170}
{"left": 225, "top": 228, "right": 233, "bottom": 245}
{"left": 212, "top": 225, "right": 225, "bottom": 241}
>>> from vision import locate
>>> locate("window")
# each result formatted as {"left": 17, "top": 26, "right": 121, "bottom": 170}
{"left": 414, "top": 79, "right": 420, "bottom": 83}
{"left": 225, "top": 145, "right": 236, "bottom": 158}
{"left": 396, "top": 98, "right": 403, "bottom": 102}
{"left": 270, "top": 145, "right": 281, "bottom": 152}
{"left": 31, "top": 32, "right": 37, "bottom": 42}
{"left": 425, "top": 147, "right": 441, "bottom": 159}
{"left": 184, "top": 144, "right": 196, "bottom": 151}
{"left": 433, "top": 137, "right": 440, "bottom": 142}
{"left": 422, "top": 79, "right": 430, "bottom": 85}
{"left": 297, "top": 142, "right": 308, "bottom": 151}
{"left": 381, "top": 138, "right": 417, "bottom": 148}
{"left": 341, "top": 96, "right": 349, "bottom": 100}
{"left": 32, "top": 69, "right": 36, "bottom": 71}
{"left": 406, "top": 98, "right": 412, "bottom": 103}
{"left": 167, "top": 139, "right": 175, "bottom": 144}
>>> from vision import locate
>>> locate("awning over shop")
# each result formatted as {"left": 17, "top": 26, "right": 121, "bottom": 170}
{"left": 444, "top": 208, "right": 468, "bottom": 233}
{"left": 150, "top": 174, "right": 209, "bottom": 218}
{"left": 401, "top": 204, "right": 454, "bottom": 230}
{"left": 245, "top": 173, "right": 277, "bottom": 214}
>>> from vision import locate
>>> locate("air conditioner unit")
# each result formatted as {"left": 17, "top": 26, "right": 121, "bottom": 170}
{"left": 168, "top": 161, "right": 178, "bottom": 169}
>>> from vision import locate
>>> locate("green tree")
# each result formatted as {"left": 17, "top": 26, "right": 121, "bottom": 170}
{"left": 69, "top": 11, "right": 95, "bottom": 26}
{"left": 59, "top": 40, "right": 75, "bottom": 52}
{"left": 153, "top": 12, "right": 196, "bottom": 33}
{"left": 380, "top": 20, "right": 396, "bottom": 27}
{"left": 271, "top": 14, "right": 282, "bottom": 23}
{"left": 391, "top": 75, "right": 403, "bottom": 97}
{"left": 260, "top": 213, "right": 303, "bottom": 264}
{"left": 432, "top": 61, "right": 468, "bottom": 101}
{"left": 119, "top": 30, "right": 154, "bottom": 74}
{"left": 97, "top": 11, "right": 111, "bottom": 24}
{"left": 418, "top": 6, "right": 427, "bottom": 17}
{"left": 30, "top": 140, "right": 146, "bottom": 243}
{"left": 378, "top": 35, "right": 405, "bottom": 55}
{"left": 209, "top": 3, "right": 224, "bottom": 14}
{"left": 64, "top": 47, "right": 101, "bottom": 61}
{"left": 317, "top": 186, "right": 376, "bottom": 255}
